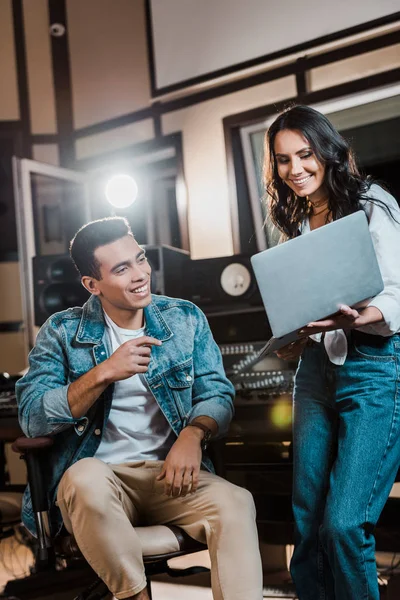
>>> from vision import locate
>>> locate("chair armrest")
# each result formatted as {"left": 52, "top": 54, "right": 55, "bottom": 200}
{"left": 11, "top": 435, "right": 54, "bottom": 513}
{"left": 12, "top": 436, "right": 54, "bottom": 453}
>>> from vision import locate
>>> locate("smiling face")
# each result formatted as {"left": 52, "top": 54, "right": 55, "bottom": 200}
{"left": 274, "top": 129, "right": 327, "bottom": 203}
{"left": 82, "top": 235, "right": 152, "bottom": 327}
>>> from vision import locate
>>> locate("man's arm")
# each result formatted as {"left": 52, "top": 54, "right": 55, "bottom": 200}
{"left": 16, "top": 318, "right": 77, "bottom": 438}
{"left": 157, "top": 306, "right": 234, "bottom": 497}
{"left": 16, "top": 316, "right": 161, "bottom": 436}
{"left": 186, "top": 307, "right": 235, "bottom": 434}
{"left": 68, "top": 336, "right": 161, "bottom": 419}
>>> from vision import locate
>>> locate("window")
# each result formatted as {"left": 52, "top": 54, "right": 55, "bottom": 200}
{"left": 237, "top": 85, "right": 400, "bottom": 251}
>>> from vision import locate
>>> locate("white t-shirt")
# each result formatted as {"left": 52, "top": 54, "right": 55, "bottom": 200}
{"left": 94, "top": 311, "right": 175, "bottom": 464}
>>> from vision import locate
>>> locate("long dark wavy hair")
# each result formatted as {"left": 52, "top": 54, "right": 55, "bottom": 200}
{"left": 264, "top": 104, "right": 389, "bottom": 240}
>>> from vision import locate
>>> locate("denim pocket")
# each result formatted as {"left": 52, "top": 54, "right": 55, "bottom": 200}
{"left": 164, "top": 359, "right": 194, "bottom": 389}
{"left": 352, "top": 332, "right": 395, "bottom": 362}
{"left": 164, "top": 359, "right": 194, "bottom": 420}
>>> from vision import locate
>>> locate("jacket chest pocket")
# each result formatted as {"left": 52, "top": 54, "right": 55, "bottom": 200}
{"left": 164, "top": 361, "right": 194, "bottom": 418}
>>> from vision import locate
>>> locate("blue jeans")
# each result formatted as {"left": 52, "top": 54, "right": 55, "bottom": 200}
{"left": 290, "top": 331, "right": 400, "bottom": 600}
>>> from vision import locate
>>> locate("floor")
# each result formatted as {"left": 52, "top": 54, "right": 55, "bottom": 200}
{"left": 0, "top": 530, "right": 33, "bottom": 590}
{"left": 0, "top": 531, "right": 396, "bottom": 599}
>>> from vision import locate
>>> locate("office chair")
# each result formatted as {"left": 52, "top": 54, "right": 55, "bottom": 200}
{"left": 4, "top": 436, "right": 209, "bottom": 600}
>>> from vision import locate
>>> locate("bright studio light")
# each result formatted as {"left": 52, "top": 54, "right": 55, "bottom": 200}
{"left": 104, "top": 174, "right": 138, "bottom": 208}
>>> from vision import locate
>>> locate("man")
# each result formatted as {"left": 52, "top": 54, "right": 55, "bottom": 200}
{"left": 17, "top": 217, "right": 263, "bottom": 600}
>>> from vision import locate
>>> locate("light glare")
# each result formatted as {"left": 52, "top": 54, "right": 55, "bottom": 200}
{"left": 105, "top": 174, "right": 138, "bottom": 208}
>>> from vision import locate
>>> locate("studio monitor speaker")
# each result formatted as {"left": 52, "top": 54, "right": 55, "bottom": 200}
{"left": 33, "top": 254, "right": 90, "bottom": 326}
{"left": 32, "top": 246, "right": 190, "bottom": 326}
{"left": 143, "top": 245, "right": 190, "bottom": 297}
{"left": 185, "top": 255, "right": 262, "bottom": 313}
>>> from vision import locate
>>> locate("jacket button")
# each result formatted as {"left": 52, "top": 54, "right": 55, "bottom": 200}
{"left": 94, "top": 428, "right": 101, "bottom": 435}
{"left": 77, "top": 424, "right": 85, "bottom": 432}
{"left": 185, "top": 374, "right": 192, "bottom": 382}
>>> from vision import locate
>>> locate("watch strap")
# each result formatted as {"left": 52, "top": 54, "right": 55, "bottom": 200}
{"left": 186, "top": 422, "right": 212, "bottom": 450}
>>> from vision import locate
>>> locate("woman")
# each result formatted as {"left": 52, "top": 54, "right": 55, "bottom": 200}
{"left": 263, "top": 104, "right": 400, "bottom": 600}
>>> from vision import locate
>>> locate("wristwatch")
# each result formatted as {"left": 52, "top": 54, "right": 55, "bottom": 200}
{"left": 187, "top": 422, "right": 213, "bottom": 451}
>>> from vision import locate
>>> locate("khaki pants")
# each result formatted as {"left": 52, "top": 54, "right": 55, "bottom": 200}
{"left": 57, "top": 458, "right": 263, "bottom": 599}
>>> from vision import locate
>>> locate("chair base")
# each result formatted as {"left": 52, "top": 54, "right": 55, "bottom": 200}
{"left": 71, "top": 561, "right": 211, "bottom": 600}
{"left": 3, "top": 553, "right": 210, "bottom": 600}
{"left": 73, "top": 578, "right": 110, "bottom": 600}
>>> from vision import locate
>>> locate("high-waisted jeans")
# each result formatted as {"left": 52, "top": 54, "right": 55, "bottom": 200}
{"left": 290, "top": 331, "right": 400, "bottom": 600}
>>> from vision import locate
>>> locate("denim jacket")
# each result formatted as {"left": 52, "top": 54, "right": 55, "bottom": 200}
{"left": 16, "top": 294, "right": 235, "bottom": 536}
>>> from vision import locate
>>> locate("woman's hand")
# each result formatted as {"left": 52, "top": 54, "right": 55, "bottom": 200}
{"left": 299, "top": 305, "right": 383, "bottom": 336}
{"left": 276, "top": 337, "right": 308, "bottom": 360}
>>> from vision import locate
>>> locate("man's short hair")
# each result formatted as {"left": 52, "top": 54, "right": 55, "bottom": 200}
{"left": 70, "top": 216, "right": 133, "bottom": 279}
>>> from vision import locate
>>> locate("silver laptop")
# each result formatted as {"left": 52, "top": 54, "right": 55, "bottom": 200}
{"left": 246, "top": 211, "right": 383, "bottom": 364}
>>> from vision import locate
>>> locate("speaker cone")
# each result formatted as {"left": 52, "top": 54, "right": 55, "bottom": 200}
{"left": 41, "top": 283, "right": 89, "bottom": 314}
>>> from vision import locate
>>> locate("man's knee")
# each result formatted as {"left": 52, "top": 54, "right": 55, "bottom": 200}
{"left": 206, "top": 479, "right": 256, "bottom": 524}
{"left": 57, "top": 457, "right": 117, "bottom": 510}
{"left": 226, "top": 484, "right": 256, "bottom": 518}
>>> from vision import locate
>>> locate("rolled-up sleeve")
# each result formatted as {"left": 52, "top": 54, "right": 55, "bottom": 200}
{"left": 359, "top": 187, "right": 400, "bottom": 337}
{"left": 186, "top": 307, "right": 234, "bottom": 437}
{"left": 16, "top": 318, "right": 77, "bottom": 438}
